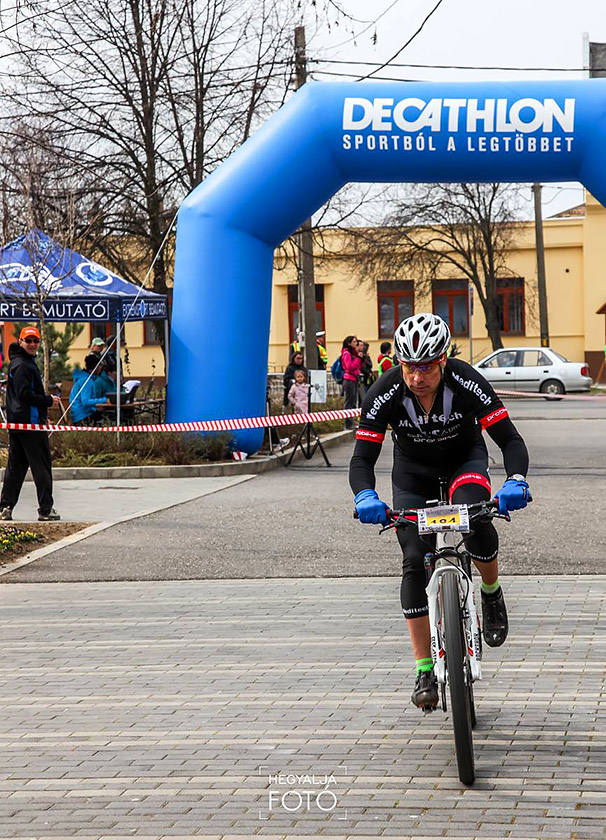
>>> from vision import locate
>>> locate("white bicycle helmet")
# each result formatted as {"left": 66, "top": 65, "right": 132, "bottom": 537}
{"left": 394, "top": 313, "right": 451, "bottom": 363}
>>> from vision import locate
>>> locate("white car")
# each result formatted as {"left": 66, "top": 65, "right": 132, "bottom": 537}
{"left": 474, "top": 347, "right": 592, "bottom": 396}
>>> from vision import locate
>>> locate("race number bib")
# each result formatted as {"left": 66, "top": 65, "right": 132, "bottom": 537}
{"left": 417, "top": 504, "right": 470, "bottom": 534}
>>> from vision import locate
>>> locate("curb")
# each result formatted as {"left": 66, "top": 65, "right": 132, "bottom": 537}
{"left": 9, "top": 429, "right": 355, "bottom": 482}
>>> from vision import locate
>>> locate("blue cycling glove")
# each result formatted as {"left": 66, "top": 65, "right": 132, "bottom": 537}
{"left": 354, "top": 489, "right": 390, "bottom": 525}
{"left": 494, "top": 478, "right": 529, "bottom": 515}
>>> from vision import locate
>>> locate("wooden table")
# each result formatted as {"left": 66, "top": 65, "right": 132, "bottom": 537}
{"left": 95, "top": 398, "right": 165, "bottom": 425}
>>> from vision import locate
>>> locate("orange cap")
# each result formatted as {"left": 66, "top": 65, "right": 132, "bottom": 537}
{"left": 19, "top": 326, "right": 40, "bottom": 340}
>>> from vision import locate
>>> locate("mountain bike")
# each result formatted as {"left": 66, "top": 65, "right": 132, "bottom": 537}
{"left": 359, "top": 481, "right": 514, "bottom": 785}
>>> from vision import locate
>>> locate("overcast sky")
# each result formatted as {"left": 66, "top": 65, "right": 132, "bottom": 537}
{"left": 306, "top": 0, "right": 606, "bottom": 217}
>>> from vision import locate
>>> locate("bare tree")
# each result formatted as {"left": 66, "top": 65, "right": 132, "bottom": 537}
{"left": 0, "top": 0, "right": 381, "bottom": 361}
{"left": 0, "top": 128, "right": 91, "bottom": 388}
{"left": 0, "top": 0, "right": 311, "bottom": 357}
{"left": 350, "top": 183, "right": 524, "bottom": 351}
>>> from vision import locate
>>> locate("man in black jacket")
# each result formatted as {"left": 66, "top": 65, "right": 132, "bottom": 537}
{"left": 0, "top": 326, "right": 62, "bottom": 521}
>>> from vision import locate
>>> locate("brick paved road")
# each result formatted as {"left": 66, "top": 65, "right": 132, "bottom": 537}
{"left": 0, "top": 575, "right": 605, "bottom": 839}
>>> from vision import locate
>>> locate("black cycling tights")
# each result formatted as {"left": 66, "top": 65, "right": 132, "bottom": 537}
{"left": 393, "top": 454, "right": 498, "bottom": 619}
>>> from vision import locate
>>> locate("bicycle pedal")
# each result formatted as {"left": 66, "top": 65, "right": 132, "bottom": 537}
{"left": 422, "top": 704, "right": 437, "bottom": 714}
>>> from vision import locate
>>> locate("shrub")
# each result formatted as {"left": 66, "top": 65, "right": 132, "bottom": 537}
{"left": 0, "top": 430, "right": 233, "bottom": 467}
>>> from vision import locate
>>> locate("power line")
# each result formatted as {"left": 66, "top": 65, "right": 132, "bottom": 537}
{"left": 310, "top": 69, "right": 416, "bottom": 82}
{"left": 310, "top": 57, "right": 594, "bottom": 73}
{"left": 360, "top": 0, "right": 447, "bottom": 80}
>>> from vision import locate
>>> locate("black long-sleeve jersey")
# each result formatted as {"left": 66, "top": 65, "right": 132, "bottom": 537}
{"left": 349, "top": 358, "right": 529, "bottom": 494}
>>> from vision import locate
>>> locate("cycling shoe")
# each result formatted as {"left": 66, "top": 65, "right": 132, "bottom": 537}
{"left": 411, "top": 670, "right": 438, "bottom": 711}
{"left": 482, "top": 587, "right": 509, "bottom": 648}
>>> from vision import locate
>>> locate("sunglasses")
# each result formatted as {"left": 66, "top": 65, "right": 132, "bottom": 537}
{"left": 400, "top": 359, "right": 441, "bottom": 374}
{"left": 22, "top": 337, "right": 40, "bottom": 345}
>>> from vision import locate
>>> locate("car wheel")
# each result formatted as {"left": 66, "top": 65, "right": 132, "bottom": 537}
{"left": 540, "top": 379, "right": 565, "bottom": 400}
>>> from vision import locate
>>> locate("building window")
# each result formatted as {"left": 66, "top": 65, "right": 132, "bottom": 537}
{"left": 144, "top": 321, "right": 161, "bottom": 345}
{"left": 496, "top": 277, "right": 525, "bottom": 334}
{"left": 288, "top": 284, "right": 325, "bottom": 342}
{"left": 377, "top": 280, "right": 414, "bottom": 338}
{"left": 432, "top": 279, "right": 469, "bottom": 336}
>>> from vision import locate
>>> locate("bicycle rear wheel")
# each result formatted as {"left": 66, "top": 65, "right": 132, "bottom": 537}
{"left": 442, "top": 572, "right": 475, "bottom": 785}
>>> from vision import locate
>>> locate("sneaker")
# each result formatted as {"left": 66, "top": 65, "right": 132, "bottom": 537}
{"left": 481, "top": 587, "right": 509, "bottom": 647}
{"left": 38, "top": 508, "right": 60, "bottom": 521}
{"left": 0, "top": 507, "right": 12, "bottom": 521}
{"left": 411, "top": 670, "right": 438, "bottom": 710}
{"left": 279, "top": 437, "right": 290, "bottom": 449}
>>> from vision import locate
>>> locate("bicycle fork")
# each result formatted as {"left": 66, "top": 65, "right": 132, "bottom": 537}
{"left": 426, "top": 564, "right": 483, "bottom": 691}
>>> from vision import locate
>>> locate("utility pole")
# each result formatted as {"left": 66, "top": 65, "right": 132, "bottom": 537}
{"left": 532, "top": 183, "right": 550, "bottom": 348}
{"left": 468, "top": 283, "right": 473, "bottom": 363}
{"left": 588, "top": 38, "right": 606, "bottom": 78}
{"left": 294, "top": 25, "right": 318, "bottom": 370}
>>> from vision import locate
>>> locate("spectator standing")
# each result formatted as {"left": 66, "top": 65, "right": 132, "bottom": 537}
{"left": 378, "top": 341, "right": 394, "bottom": 375}
{"left": 341, "top": 335, "right": 362, "bottom": 430}
{"left": 0, "top": 326, "right": 62, "bottom": 521}
{"left": 69, "top": 354, "right": 110, "bottom": 425}
{"left": 316, "top": 331, "right": 328, "bottom": 370}
{"left": 283, "top": 350, "right": 307, "bottom": 406}
{"left": 90, "top": 336, "right": 105, "bottom": 357}
{"left": 90, "top": 335, "right": 118, "bottom": 372}
{"left": 358, "top": 341, "right": 375, "bottom": 397}
{"left": 288, "top": 369, "right": 311, "bottom": 414}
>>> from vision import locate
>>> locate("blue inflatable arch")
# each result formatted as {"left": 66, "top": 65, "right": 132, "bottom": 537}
{"left": 166, "top": 79, "right": 606, "bottom": 452}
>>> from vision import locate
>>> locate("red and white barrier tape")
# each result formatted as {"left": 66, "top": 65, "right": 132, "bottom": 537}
{"left": 0, "top": 407, "right": 361, "bottom": 434}
{"left": 495, "top": 388, "right": 606, "bottom": 401}
{"left": 0, "top": 389, "right": 604, "bottom": 434}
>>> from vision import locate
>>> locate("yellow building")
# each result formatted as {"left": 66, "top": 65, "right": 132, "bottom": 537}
{"left": 270, "top": 191, "right": 606, "bottom": 382}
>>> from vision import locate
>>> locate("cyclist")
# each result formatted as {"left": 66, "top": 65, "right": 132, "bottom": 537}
{"left": 350, "top": 314, "right": 530, "bottom": 710}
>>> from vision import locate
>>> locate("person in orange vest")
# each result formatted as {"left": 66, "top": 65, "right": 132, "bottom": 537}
{"left": 377, "top": 341, "right": 394, "bottom": 375}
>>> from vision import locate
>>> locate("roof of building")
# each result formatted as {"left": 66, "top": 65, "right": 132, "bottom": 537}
{"left": 548, "top": 202, "right": 586, "bottom": 219}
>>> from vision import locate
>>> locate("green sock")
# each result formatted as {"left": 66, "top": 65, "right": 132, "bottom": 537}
{"left": 481, "top": 578, "right": 500, "bottom": 596}
{"left": 416, "top": 657, "right": 433, "bottom": 675}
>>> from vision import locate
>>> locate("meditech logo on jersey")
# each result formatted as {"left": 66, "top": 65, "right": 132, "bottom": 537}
{"left": 450, "top": 371, "right": 492, "bottom": 406}
{"left": 480, "top": 407, "right": 509, "bottom": 429}
{"left": 366, "top": 381, "right": 401, "bottom": 419}
{"left": 342, "top": 97, "right": 575, "bottom": 134}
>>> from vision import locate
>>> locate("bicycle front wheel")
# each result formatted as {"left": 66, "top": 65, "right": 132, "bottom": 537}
{"left": 442, "top": 572, "right": 475, "bottom": 785}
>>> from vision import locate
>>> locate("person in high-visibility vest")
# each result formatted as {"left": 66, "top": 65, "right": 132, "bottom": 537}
{"left": 316, "top": 331, "right": 328, "bottom": 370}
{"left": 377, "top": 341, "right": 394, "bottom": 375}
{"left": 290, "top": 334, "right": 328, "bottom": 369}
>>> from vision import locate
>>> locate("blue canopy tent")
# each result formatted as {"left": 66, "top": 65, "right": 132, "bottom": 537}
{"left": 0, "top": 230, "right": 169, "bottom": 426}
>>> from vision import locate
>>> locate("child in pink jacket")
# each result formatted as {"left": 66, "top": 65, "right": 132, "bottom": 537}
{"left": 288, "top": 369, "right": 310, "bottom": 413}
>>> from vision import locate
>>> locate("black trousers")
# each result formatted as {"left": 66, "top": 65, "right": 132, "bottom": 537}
{"left": 0, "top": 431, "right": 54, "bottom": 515}
{"left": 343, "top": 379, "right": 358, "bottom": 429}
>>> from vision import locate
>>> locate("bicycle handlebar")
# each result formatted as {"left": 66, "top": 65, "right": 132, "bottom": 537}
{"left": 353, "top": 495, "right": 532, "bottom": 524}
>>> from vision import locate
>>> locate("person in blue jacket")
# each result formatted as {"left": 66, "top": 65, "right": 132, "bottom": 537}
{"left": 70, "top": 354, "right": 109, "bottom": 425}
{"left": 94, "top": 361, "right": 117, "bottom": 400}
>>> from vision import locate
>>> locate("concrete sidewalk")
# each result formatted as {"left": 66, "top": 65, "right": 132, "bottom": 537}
{"left": 0, "top": 574, "right": 604, "bottom": 839}
{"left": 6, "top": 475, "right": 255, "bottom": 523}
